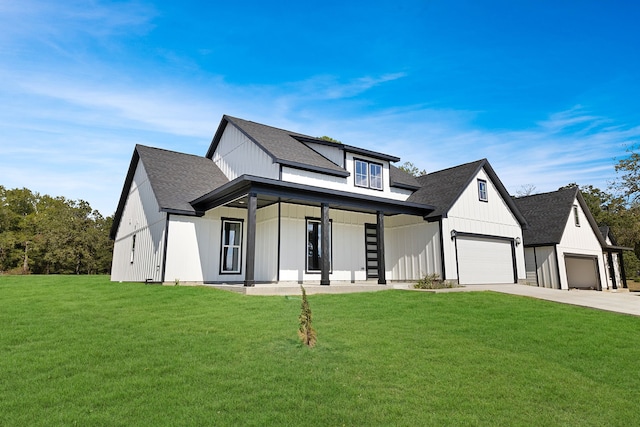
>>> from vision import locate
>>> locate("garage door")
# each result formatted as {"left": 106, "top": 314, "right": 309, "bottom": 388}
{"left": 565, "top": 256, "right": 599, "bottom": 289}
{"left": 456, "top": 237, "right": 515, "bottom": 284}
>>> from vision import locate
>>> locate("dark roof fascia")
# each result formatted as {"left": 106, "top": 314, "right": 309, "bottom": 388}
{"left": 291, "top": 135, "right": 400, "bottom": 162}
{"left": 389, "top": 181, "right": 421, "bottom": 191}
{"left": 292, "top": 135, "right": 344, "bottom": 148}
{"left": 109, "top": 147, "right": 140, "bottom": 239}
{"left": 481, "top": 161, "right": 529, "bottom": 228}
{"left": 343, "top": 145, "right": 400, "bottom": 162}
{"left": 523, "top": 243, "right": 559, "bottom": 248}
{"left": 278, "top": 159, "right": 350, "bottom": 178}
{"left": 604, "top": 245, "right": 634, "bottom": 252}
{"left": 206, "top": 115, "right": 278, "bottom": 164}
{"left": 205, "top": 117, "right": 229, "bottom": 159}
{"left": 575, "top": 191, "right": 608, "bottom": 248}
{"left": 191, "top": 175, "right": 435, "bottom": 216}
{"left": 435, "top": 159, "right": 528, "bottom": 227}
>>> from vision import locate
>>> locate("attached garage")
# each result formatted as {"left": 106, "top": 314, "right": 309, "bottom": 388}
{"left": 456, "top": 235, "right": 516, "bottom": 284}
{"left": 565, "top": 255, "right": 600, "bottom": 290}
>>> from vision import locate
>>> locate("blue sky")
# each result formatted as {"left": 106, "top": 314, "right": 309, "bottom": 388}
{"left": 1, "top": 0, "right": 639, "bottom": 216}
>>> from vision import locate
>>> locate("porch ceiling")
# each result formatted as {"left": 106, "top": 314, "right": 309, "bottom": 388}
{"left": 191, "top": 174, "right": 435, "bottom": 217}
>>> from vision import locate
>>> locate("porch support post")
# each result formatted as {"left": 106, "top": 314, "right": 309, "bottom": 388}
{"left": 321, "top": 203, "right": 330, "bottom": 286}
{"left": 244, "top": 192, "right": 257, "bottom": 287}
{"left": 619, "top": 249, "right": 628, "bottom": 288}
{"left": 607, "top": 251, "right": 617, "bottom": 290}
{"left": 376, "top": 210, "right": 387, "bottom": 285}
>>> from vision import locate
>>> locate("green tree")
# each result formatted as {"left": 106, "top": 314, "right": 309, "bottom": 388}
{"left": 398, "top": 161, "right": 427, "bottom": 177}
{"left": 614, "top": 146, "right": 640, "bottom": 203}
{"left": 318, "top": 135, "right": 341, "bottom": 144}
{"left": 0, "top": 186, "right": 113, "bottom": 274}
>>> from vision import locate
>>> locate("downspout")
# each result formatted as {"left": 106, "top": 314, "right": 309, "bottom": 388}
{"left": 438, "top": 219, "right": 446, "bottom": 280}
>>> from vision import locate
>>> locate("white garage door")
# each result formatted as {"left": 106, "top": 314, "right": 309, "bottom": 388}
{"left": 565, "top": 256, "right": 599, "bottom": 289}
{"left": 457, "top": 237, "right": 515, "bottom": 284}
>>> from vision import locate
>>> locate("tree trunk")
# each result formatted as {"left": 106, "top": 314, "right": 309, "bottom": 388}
{"left": 22, "top": 241, "right": 29, "bottom": 274}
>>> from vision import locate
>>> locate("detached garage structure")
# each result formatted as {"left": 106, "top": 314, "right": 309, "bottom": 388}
{"left": 513, "top": 187, "right": 610, "bottom": 290}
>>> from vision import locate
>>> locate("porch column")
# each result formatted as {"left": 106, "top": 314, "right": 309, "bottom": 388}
{"left": 607, "top": 251, "right": 617, "bottom": 290}
{"left": 619, "top": 249, "right": 628, "bottom": 289}
{"left": 244, "top": 192, "right": 257, "bottom": 287}
{"left": 376, "top": 210, "right": 387, "bottom": 285}
{"left": 321, "top": 203, "right": 330, "bottom": 286}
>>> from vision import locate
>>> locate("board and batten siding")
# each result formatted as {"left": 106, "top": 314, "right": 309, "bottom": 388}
{"left": 301, "top": 141, "right": 344, "bottom": 167}
{"left": 555, "top": 201, "right": 607, "bottom": 290}
{"left": 278, "top": 203, "right": 373, "bottom": 282}
{"left": 385, "top": 215, "right": 441, "bottom": 281}
{"left": 164, "top": 206, "right": 248, "bottom": 283}
{"left": 111, "top": 161, "right": 167, "bottom": 282}
{"left": 441, "top": 168, "right": 525, "bottom": 283}
{"left": 212, "top": 122, "right": 279, "bottom": 180}
{"left": 280, "top": 152, "right": 413, "bottom": 201}
{"left": 524, "top": 246, "right": 560, "bottom": 289}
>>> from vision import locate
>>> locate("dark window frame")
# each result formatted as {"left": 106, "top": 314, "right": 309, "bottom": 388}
{"left": 573, "top": 205, "right": 580, "bottom": 227}
{"left": 219, "top": 217, "right": 244, "bottom": 275}
{"left": 305, "top": 217, "right": 333, "bottom": 274}
{"left": 478, "top": 179, "right": 488, "bottom": 202}
{"left": 353, "top": 158, "right": 384, "bottom": 191}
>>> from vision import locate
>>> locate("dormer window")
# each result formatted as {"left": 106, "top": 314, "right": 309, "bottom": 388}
{"left": 354, "top": 159, "right": 383, "bottom": 190}
{"left": 478, "top": 179, "right": 488, "bottom": 202}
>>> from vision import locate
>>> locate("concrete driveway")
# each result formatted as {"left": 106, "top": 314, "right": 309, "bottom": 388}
{"left": 426, "top": 284, "right": 640, "bottom": 317}
{"left": 210, "top": 282, "right": 640, "bottom": 317}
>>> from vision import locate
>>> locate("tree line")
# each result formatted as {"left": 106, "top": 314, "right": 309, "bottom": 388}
{"left": 0, "top": 186, "right": 113, "bottom": 275}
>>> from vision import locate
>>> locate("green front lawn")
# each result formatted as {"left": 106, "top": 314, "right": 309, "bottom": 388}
{"left": 1, "top": 275, "right": 639, "bottom": 426}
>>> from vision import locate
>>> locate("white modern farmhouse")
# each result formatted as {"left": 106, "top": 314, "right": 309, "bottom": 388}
{"left": 109, "top": 115, "right": 529, "bottom": 286}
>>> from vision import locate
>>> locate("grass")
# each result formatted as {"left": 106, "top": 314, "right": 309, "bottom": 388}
{"left": 1, "top": 276, "right": 640, "bottom": 426}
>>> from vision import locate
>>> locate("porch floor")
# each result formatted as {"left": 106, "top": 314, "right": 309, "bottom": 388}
{"left": 204, "top": 282, "right": 414, "bottom": 296}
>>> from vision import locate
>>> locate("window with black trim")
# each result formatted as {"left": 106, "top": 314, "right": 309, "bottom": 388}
{"left": 573, "top": 205, "right": 580, "bottom": 227}
{"left": 354, "top": 158, "right": 383, "bottom": 190}
{"left": 306, "top": 218, "right": 332, "bottom": 273}
{"left": 478, "top": 179, "right": 488, "bottom": 202}
{"left": 220, "top": 218, "right": 243, "bottom": 274}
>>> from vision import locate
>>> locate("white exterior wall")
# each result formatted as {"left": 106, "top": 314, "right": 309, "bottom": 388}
{"left": 279, "top": 203, "right": 373, "bottom": 282}
{"left": 302, "top": 141, "right": 344, "bottom": 167}
{"left": 111, "top": 162, "right": 167, "bottom": 282}
{"left": 279, "top": 152, "right": 413, "bottom": 201}
{"left": 441, "top": 168, "right": 525, "bottom": 282}
{"left": 164, "top": 206, "right": 248, "bottom": 283}
{"left": 255, "top": 204, "right": 279, "bottom": 282}
{"left": 212, "top": 123, "right": 279, "bottom": 180}
{"left": 385, "top": 215, "right": 441, "bottom": 280}
{"left": 556, "top": 202, "right": 607, "bottom": 290}
{"left": 524, "top": 246, "right": 560, "bottom": 288}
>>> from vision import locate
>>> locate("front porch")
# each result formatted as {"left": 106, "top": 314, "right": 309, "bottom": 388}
{"left": 190, "top": 175, "right": 436, "bottom": 287}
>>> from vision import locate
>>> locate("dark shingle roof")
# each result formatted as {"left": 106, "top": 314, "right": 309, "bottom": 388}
{"left": 389, "top": 165, "right": 421, "bottom": 190}
{"left": 408, "top": 159, "right": 486, "bottom": 219}
{"left": 207, "top": 116, "right": 349, "bottom": 177}
{"left": 512, "top": 187, "right": 579, "bottom": 245}
{"left": 406, "top": 159, "right": 526, "bottom": 225}
{"left": 110, "top": 145, "right": 228, "bottom": 239}
{"left": 136, "top": 145, "right": 228, "bottom": 214}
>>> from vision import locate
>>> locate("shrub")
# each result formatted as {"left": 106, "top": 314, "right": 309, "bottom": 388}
{"left": 413, "top": 273, "right": 458, "bottom": 289}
